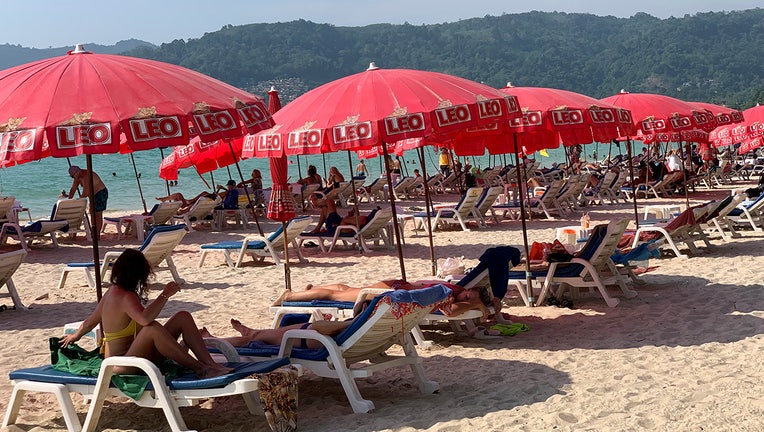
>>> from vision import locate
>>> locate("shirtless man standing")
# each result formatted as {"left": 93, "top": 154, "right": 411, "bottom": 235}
{"left": 68, "top": 165, "right": 108, "bottom": 238}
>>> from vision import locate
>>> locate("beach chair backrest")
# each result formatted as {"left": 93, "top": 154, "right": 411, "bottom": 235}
{"left": 476, "top": 186, "right": 503, "bottom": 215}
{"left": 187, "top": 196, "right": 219, "bottom": 220}
{"left": 52, "top": 198, "right": 88, "bottom": 228}
{"left": 0, "top": 196, "right": 16, "bottom": 221}
{"left": 336, "top": 285, "right": 451, "bottom": 359}
{"left": 0, "top": 249, "right": 26, "bottom": 286}
{"left": 455, "top": 187, "right": 483, "bottom": 216}
{"left": 589, "top": 219, "right": 629, "bottom": 268}
{"left": 359, "top": 208, "right": 393, "bottom": 236}
{"left": 150, "top": 201, "right": 183, "bottom": 225}
{"left": 269, "top": 216, "right": 314, "bottom": 251}
{"left": 139, "top": 224, "right": 188, "bottom": 266}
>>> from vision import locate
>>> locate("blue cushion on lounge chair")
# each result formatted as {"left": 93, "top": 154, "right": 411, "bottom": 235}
{"left": 9, "top": 358, "right": 289, "bottom": 391}
{"left": 3, "top": 220, "right": 69, "bottom": 235}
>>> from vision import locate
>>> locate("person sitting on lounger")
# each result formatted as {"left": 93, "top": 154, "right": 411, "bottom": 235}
{"left": 308, "top": 196, "right": 372, "bottom": 235}
{"left": 272, "top": 279, "right": 501, "bottom": 319}
{"left": 156, "top": 191, "right": 218, "bottom": 214}
{"left": 59, "top": 249, "right": 232, "bottom": 379}
{"left": 201, "top": 318, "right": 353, "bottom": 350}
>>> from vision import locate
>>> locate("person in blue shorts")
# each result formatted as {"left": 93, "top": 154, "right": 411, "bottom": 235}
{"left": 68, "top": 165, "right": 108, "bottom": 238}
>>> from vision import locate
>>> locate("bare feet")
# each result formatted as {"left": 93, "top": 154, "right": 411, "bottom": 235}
{"left": 271, "top": 290, "right": 291, "bottom": 307}
{"left": 199, "top": 327, "right": 213, "bottom": 338}
{"left": 231, "top": 318, "right": 257, "bottom": 338}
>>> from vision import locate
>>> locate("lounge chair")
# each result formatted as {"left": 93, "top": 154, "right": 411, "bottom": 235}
{"left": 198, "top": 216, "right": 313, "bottom": 268}
{"left": 298, "top": 207, "right": 394, "bottom": 253}
{"left": 392, "top": 176, "right": 417, "bottom": 199}
{"left": 356, "top": 177, "right": 388, "bottom": 203}
{"left": 509, "top": 219, "right": 638, "bottom": 308}
{"left": 0, "top": 249, "right": 27, "bottom": 310}
{"left": 3, "top": 354, "right": 291, "bottom": 432}
{"left": 493, "top": 179, "right": 565, "bottom": 220}
{"left": 172, "top": 196, "right": 219, "bottom": 232}
{"left": 473, "top": 186, "right": 504, "bottom": 226}
{"left": 702, "top": 193, "right": 747, "bottom": 241}
{"left": 723, "top": 190, "right": 764, "bottom": 232}
{"left": 0, "top": 196, "right": 27, "bottom": 249}
{"left": 208, "top": 285, "right": 450, "bottom": 413}
{"left": 57, "top": 224, "right": 188, "bottom": 289}
{"left": 629, "top": 205, "right": 713, "bottom": 259}
{"left": 412, "top": 187, "right": 483, "bottom": 233}
{"left": 3, "top": 198, "right": 89, "bottom": 249}
{"left": 293, "top": 183, "right": 321, "bottom": 212}
{"left": 102, "top": 201, "right": 182, "bottom": 241}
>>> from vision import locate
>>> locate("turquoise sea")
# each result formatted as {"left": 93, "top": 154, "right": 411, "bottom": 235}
{"left": 0, "top": 141, "right": 645, "bottom": 219}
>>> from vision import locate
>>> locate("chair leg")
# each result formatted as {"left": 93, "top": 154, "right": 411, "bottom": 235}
{"left": 402, "top": 334, "right": 439, "bottom": 395}
{"left": 3, "top": 382, "right": 82, "bottom": 432}
{"left": 165, "top": 257, "right": 186, "bottom": 284}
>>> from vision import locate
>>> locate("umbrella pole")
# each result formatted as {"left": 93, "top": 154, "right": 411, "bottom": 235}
{"left": 513, "top": 134, "right": 534, "bottom": 306}
{"left": 417, "top": 147, "right": 437, "bottom": 276}
{"left": 296, "top": 156, "right": 306, "bottom": 212}
{"left": 159, "top": 148, "right": 171, "bottom": 196}
{"left": 679, "top": 141, "right": 690, "bottom": 209}
{"left": 346, "top": 151, "right": 362, "bottom": 253}
{"left": 322, "top": 154, "right": 327, "bottom": 180}
{"left": 85, "top": 155, "right": 103, "bottom": 301}
{"left": 209, "top": 172, "right": 216, "bottom": 191}
{"left": 227, "top": 140, "right": 264, "bottom": 236}
{"left": 382, "top": 143, "right": 406, "bottom": 282}
{"left": 281, "top": 221, "right": 291, "bottom": 291}
{"left": 626, "top": 140, "right": 640, "bottom": 230}
{"left": 129, "top": 153, "right": 148, "bottom": 214}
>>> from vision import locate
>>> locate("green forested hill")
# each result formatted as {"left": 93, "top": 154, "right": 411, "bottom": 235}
{"left": 13, "top": 10, "right": 764, "bottom": 108}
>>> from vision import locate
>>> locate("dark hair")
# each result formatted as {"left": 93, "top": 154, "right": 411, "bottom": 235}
{"left": 110, "top": 249, "right": 153, "bottom": 302}
{"left": 307, "top": 165, "right": 317, "bottom": 176}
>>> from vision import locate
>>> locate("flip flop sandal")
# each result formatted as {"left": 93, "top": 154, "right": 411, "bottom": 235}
{"left": 559, "top": 298, "right": 574, "bottom": 309}
{"left": 468, "top": 325, "right": 501, "bottom": 339}
{"left": 0, "top": 305, "right": 7, "bottom": 312}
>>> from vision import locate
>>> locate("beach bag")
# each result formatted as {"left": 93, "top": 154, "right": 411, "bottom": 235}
{"left": 437, "top": 256, "right": 465, "bottom": 278}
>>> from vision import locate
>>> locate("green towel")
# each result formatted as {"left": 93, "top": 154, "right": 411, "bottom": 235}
{"left": 49, "top": 337, "right": 149, "bottom": 400}
{"left": 489, "top": 323, "right": 530, "bottom": 336}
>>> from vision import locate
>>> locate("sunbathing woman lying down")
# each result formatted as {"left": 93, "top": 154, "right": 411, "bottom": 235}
{"left": 272, "top": 279, "right": 502, "bottom": 319}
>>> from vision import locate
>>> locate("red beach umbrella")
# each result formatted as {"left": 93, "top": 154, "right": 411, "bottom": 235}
{"left": 707, "top": 104, "right": 763, "bottom": 154}
{"left": 498, "top": 84, "right": 636, "bottom": 154}
{"left": 0, "top": 44, "right": 274, "bottom": 299}
{"left": 600, "top": 90, "right": 716, "bottom": 144}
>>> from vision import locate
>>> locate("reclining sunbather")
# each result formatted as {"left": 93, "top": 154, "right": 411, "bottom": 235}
{"left": 201, "top": 318, "right": 353, "bottom": 349}
{"left": 273, "top": 279, "right": 501, "bottom": 319}
{"left": 59, "top": 249, "right": 232, "bottom": 379}
{"left": 157, "top": 191, "right": 218, "bottom": 214}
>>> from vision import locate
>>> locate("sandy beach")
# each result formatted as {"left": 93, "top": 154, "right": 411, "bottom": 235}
{"left": 1, "top": 182, "right": 763, "bottom": 432}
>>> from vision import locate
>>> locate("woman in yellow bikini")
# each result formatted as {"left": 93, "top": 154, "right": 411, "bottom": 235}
{"left": 59, "top": 249, "right": 232, "bottom": 378}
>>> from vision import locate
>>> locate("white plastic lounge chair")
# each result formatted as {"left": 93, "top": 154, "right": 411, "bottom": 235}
{"left": 356, "top": 177, "right": 388, "bottom": 203}
{"left": 392, "top": 176, "right": 417, "bottom": 199}
{"left": 0, "top": 249, "right": 28, "bottom": 310}
{"left": 629, "top": 205, "right": 713, "bottom": 259}
{"left": 723, "top": 191, "right": 764, "bottom": 232}
{"left": 0, "top": 196, "right": 27, "bottom": 249}
{"left": 702, "top": 193, "right": 747, "bottom": 241}
{"left": 412, "top": 187, "right": 483, "bottom": 233}
{"left": 493, "top": 179, "right": 565, "bottom": 220}
{"left": 298, "top": 207, "right": 394, "bottom": 253}
{"left": 293, "top": 183, "right": 321, "bottom": 212}
{"left": 57, "top": 224, "right": 188, "bottom": 289}
{"left": 3, "top": 198, "right": 89, "bottom": 249}
{"left": 473, "top": 186, "right": 503, "bottom": 226}
{"left": 172, "top": 196, "right": 219, "bottom": 232}
{"left": 510, "top": 219, "right": 638, "bottom": 308}
{"left": 198, "top": 216, "right": 313, "bottom": 268}
{"left": 103, "top": 201, "right": 182, "bottom": 241}
{"left": 209, "top": 285, "right": 450, "bottom": 413}
{"left": 2, "top": 355, "right": 290, "bottom": 432}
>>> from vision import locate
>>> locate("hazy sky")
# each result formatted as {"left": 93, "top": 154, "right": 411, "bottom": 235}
{"left": 2, "top": 0, "right": 762, "bottom": 48}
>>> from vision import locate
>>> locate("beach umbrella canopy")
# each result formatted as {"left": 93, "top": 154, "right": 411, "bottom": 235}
{"left": 158, "top": 135, "right": 245, "bottom": 181}
{"left": 708, "top": 104, "right": 763, "bottom": 153}
{"left": 600, "top": 90, "right": 716, "bottom": 144}
{"left": 496, "top": 84, "right": 636, "bottom": 154}
{"left": 0, "top": 44, "right": 274, "bottom": 299}
{"left": 243, "top": 63, "right": 520, "bottom": 158}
